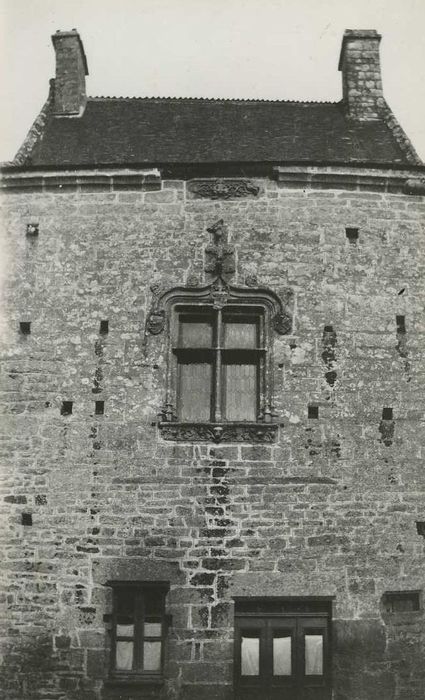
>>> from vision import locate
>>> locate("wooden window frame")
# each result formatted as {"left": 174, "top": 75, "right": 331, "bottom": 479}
{"left": 108, "top": 582, "right": 169, "bottom": 684}
{"left": 173, "top": 305, "right": 265, "bottom": 423}
{"left": 382, "top": 590, "right": 421, "bottom": 614}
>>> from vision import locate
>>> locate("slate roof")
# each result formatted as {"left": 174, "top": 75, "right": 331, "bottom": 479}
{"left": 14, "top": 96, "right": 415, "bottom": 168}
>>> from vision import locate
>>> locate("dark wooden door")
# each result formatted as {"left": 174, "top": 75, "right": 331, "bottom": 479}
{"left": 235, "top": 615, "right": 331, "bottom": 700}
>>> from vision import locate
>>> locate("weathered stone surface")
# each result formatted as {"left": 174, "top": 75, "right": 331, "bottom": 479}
{"left": 0, "top": 177, "right": 424, "bottom": 700}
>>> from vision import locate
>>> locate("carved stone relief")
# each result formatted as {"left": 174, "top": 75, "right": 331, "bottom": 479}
{"left": 188, "top": 179, "right": 260, "bottom": 199}
{"left": 146, "top": 280, "right": 169, "bottom": 335}
{"left": 244, "top": 273, "right": 259, "bottom": 287}
{"left": 146, "top": 309, "right": 166, "bottom": 335}
{"left": 273, "top": 311, "right": 292, "bottom": 335}
{"left": 159, "top": 422, "right": 278, "bottom": 443}
{"left": 204, "top": 219, "right": 235, "bottom": 281}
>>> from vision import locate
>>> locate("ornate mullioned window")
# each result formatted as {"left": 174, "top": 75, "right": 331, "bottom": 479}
{"left": 175, "top": 306, "right": 263, "bottom": 423}
{"left": 145, "top": 219, "right": 292, "bottom": 443}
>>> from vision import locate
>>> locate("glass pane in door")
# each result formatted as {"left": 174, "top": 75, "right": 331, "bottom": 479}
{"left": 305, "top": 634, "right": 323, "bottom": 675}
{"left": 241, "top": 635, "right": 260, "bottom": 676}
{"left": 273, "top": 633, "right": 292, "bottom": 675}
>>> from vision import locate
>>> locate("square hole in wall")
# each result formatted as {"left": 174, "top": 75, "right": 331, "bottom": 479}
{"left": 95, "top": 401, "right": 105, "bottom": 415}
{"left": 382, "top": 407, "right": 393, "bottom": 420}
{"left": 416, "top": 522, "right": 425, "bottom": 537}
{"left": 396, "top": 315, "right": 406, "bottom": 333}
{"left": 61, "top": 401, "right": 73, "bottom": 416}
{"left": 346, "top": 227, "right": 359, "bottom": 243}
{"left": 382, "top": 591, "right": 421, "bottom": 613}
{"left": 22, "top": 513, "right": 33, "bottom": 526}
{"left": 19, "top": 322, "right": 31, "bottom": 335}
{"left": 26, "top": 223, "right": 39, "bottom": 237}
{"left": 99, "top": 320, "right": 109, "bottom": 335}
{"left": 308, "top": 405, "right": 319, "bottom": 419}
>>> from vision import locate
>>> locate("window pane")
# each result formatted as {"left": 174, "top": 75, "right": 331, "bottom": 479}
{"left": 116, "top": 641, "right": 133, "bottom": 670}
{"left": 179, "top": 319, "right": 213, "bottom": 348}
{"left": 178, "top": 362, "right": 212, "bottom": 421}
{"left": 116, "top": 589, "right": 136, "bottom": 615}
{"left": 116, "top": 623, "right": 134, "bottom": 636}
{"left": 224, "top": 320, "right": 257, "bottom": 348}
{"left": 273, "top": 634, "right": 292, "bottom": 675}
{"left": 144, "top": 621, "right": 162, "bottom": 637}
{"left": 144, "top": 590, "right": 165, "bottom": 615}
{"left": 305, "top": 634, "right": 323, "bottom": 675}
{"left": 223, "top": 363, "right": 257, "bottom": 421}
{"left": 143, "top": 641, "right": 162, "bottom": 671}
{"left": 241, "top": 636, "right": 260, "bottom": 676}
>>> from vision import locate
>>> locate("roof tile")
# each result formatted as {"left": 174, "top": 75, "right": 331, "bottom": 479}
{"left": 24, "top": 97, "right": 409, "bottom": 167}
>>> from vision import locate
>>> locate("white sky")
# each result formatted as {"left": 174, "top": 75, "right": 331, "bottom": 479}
{"left": 0, "top": 0, "right": 424, "bottom": 163}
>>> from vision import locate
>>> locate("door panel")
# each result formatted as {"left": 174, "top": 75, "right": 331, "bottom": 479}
{"left": 235, "top": 614, "right": 331, "bottom": 700}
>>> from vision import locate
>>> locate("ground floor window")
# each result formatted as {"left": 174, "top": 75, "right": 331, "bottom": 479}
{"left": 234, "top": 598, "right": 332, "bottom": 700}
{"left": 108, "top": 582, "right": 169, "bottom": 681}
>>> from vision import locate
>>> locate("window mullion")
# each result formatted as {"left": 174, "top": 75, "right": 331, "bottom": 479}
{"left": 263, "top": 311, "right": 272, "bottom": 422}
{"left": 213, "top": 308, "right": 223, "bottom": 422}
{"left": 134, "top": 592, "right": 144, "bottom": 672}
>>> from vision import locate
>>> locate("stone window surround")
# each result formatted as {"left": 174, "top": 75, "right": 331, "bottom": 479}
{"left": 156, "top": 279, "right": 291, "bottom": 443}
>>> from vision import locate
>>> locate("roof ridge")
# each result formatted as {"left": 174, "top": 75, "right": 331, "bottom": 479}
{"left": 88, "top": 95, "right": 339, "bottom": 105}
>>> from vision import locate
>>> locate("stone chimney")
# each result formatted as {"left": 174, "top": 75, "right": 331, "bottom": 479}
{"left": 51, "top": 29, "right": 88, "bottom": 116}
{"left": 338, "top": 29, "right": 385, "bottom": 121}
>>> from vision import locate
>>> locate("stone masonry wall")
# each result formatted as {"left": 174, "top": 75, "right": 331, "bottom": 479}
{"left": 1, "top": 177, "right": 425, "bottom": 700}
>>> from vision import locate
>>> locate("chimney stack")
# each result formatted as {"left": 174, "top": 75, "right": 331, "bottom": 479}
{"left": 338, "top": 30, "right": 384, "bottom": 121}
{"left": 51, "top": 30, "right": 88, "bottom": 116}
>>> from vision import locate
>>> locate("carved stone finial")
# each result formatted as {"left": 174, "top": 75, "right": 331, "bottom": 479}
{"left": 186, "top": 272, "right": 200, "bottom": 287}
{"left": 205, "top": 220, "right": 235, "bottom": 281}
{"left": 273, "top": 312, "right": 292, "bottom": 335}
{"left": 206, "top": 218, "right": 225, "bottom": 241}
{"left": 244, "top": 273, "right": 258, "bottom": 287}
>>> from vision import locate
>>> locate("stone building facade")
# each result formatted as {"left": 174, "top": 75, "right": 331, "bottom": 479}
{"left": 1, "top": 28, "right": 425, "bottom": 700}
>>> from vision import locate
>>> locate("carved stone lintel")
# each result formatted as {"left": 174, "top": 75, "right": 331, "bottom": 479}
{"left": 273, "top": 312, "right": 292, "bottom": 335}
{"left": 158, "top": 422, "right": 279, "bottom": 443}
{"left": 189, "top": 179, "right": 260, "bottom": 200}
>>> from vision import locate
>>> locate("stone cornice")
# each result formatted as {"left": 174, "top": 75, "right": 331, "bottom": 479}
{"left": 273, "top": 166, "right": 425, "bottom": 195}
{"left": 1, "top": 165, "right": 424, "bottom": 196}
{"left": 0, "top": 168, "right": 162, "bottom": 193}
